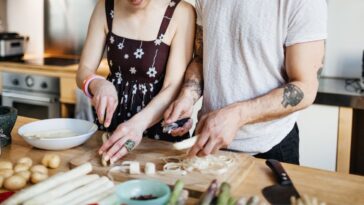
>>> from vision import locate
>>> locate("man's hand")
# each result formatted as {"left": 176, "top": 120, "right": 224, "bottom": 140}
{"left": 189, "top": 104, "right": 242, "bottom": 157}
{"left": 163, "top": 93, "right": 195, "bottom": 136}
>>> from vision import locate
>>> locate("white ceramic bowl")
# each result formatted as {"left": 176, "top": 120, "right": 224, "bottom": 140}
{"left": 18, "top": 118, "right": 98, "bottom": 150}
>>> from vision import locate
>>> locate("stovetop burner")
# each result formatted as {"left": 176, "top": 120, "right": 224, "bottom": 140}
{"left": 0, "top": 57, "right": 80, "bottom": 66}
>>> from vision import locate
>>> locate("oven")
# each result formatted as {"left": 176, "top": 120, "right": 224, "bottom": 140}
{"left": 1, "top": 72, "right": 60, "bottom": 119}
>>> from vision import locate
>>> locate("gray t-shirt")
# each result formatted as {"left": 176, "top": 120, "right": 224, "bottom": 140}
{"left": 196, "top": 0, "right": 327, "bottom": 154}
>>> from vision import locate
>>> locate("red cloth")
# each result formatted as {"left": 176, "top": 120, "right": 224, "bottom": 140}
{"left": 0, "top": 192, "right": 15, "bottom": 203}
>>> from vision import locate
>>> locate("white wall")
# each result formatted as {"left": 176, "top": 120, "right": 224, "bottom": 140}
{"left": 7, "top": 0, "right": 44, "bottom": 57}
{"left": 323, "top": 0, "right": 364, "bottom": 78}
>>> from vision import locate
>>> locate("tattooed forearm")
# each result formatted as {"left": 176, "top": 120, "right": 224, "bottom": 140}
{"left": 193, "top": 25, "right": 203, "bottom": 64}
{"left": 183, "top": 79, "right": 203, "bottom": 102}
{"left": 281, "top": 84, "right": 304, "bottom": 108}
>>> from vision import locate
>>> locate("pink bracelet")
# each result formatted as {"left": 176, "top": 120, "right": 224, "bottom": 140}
{"left": 82, "top": 74, "right": 105, "bottom": 98}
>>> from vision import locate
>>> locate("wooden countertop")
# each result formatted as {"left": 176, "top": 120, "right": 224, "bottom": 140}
{"left": 2, "top": 117, "right": 364, "bottom": 204}
{"left": 0, "top": 57, "right": 109, "bottom": 78}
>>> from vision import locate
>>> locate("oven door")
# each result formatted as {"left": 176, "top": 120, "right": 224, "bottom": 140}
{"left": 2, "top": 91, "right": 60, "bottom": 119}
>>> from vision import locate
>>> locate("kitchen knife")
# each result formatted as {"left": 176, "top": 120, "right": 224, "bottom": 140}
{"left": 262, "top": 159, "right": 300, "bottom": 205}
{"left": 162, "top": 117, "right": 191, "bottom": 134}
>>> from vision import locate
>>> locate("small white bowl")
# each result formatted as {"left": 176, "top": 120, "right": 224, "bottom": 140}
{"left": 18, "top": 118, "right": 98, "bottom": 150}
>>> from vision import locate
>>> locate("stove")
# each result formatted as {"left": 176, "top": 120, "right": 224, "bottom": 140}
{"left": 1, "top": 56, "right": 80, "bottom": 66}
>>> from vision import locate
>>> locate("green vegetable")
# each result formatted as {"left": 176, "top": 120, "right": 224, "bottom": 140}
{"left": 167, "top": 179, "right": 184, "bottom": 205}
{"left": 228, "top": 196, "right": 237, "bottom": 205}
{"left": 217, "top": 182, "right": 231, "bottom": 205}
{"left": 197, "top": 179, "right": 218, "bottom": 205}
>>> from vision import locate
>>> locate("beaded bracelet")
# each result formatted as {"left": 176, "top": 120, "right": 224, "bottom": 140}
{"left": 82, "top": 74, "right": 105, "bottom": 98}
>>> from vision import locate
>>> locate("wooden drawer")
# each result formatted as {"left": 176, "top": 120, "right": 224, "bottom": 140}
{"left": 60, "top": 77, "right": 78, "bottom": 104}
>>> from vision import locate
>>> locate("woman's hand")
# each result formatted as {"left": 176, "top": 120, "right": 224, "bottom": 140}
{"left": 98, "top": 120, "right": 144, "bottom": 164}
{"left": 163, "top": 93, "right": 195, "bottom": 136}
{"left": 90, "top": 79, "right": 118, "bottom": 128}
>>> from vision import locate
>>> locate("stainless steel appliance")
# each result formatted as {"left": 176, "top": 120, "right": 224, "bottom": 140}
{"left": 44, "top": 0, "right": 97, "bottom": 55}
{"left": 1, "top": 72, "right": 60, "bottom": 119}
{"left": 0, "top": 33, "right": 25, "bottom": 59}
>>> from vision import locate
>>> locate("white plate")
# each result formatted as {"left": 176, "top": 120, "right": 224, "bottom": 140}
{"left": 18, "top": 118, "right": 98, "bottom": 150}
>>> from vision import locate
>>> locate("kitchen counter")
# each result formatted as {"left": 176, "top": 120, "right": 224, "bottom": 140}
{"left": 1, "top": 117, "right": 364, "bottom": 204}
{"left": 316, "top": 77, "right": 364, "bottom": 110}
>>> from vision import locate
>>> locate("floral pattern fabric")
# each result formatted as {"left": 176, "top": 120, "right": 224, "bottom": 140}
{"left": 96, "top": 0, "right": 189, "bottom": 142}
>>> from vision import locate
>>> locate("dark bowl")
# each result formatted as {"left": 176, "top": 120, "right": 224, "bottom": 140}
{"left": 0, "top": 106, "right": 17, "bottom": 148}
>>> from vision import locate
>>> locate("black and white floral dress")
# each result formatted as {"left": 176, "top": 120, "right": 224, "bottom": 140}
{"left": 96, "top": 0, "right": 189, "bottom": 142}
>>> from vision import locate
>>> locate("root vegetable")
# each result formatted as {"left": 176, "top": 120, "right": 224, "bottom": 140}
{"left": 0, "top": 169, "right": 14, "bottom": 178}
{"left": 14, "top": 163, "right": 30, "bottom": 173}
{"left": 0, "top": 161, "right": 13, "bottom": 170}
{"left": 145, "top": 162, "right": 156, "bottom": 175}
{"left": 167, "top": 179, "right": 184, "bottom": 205}
{"left": 101, "top": 133, "right": 109, "bottom": 167}
{"left": 98, "top": 193, "right": 119, "bottom": 205}
{"left": 24, "top": 174, "right": 99, "bottom": 205}
{"left": 31, "top": 172, "right": 48, "bottom": 184}
{"left": 198, "top": 179, "right": 218, "bottom": 205}
{"left": 235, "top": 197, "right": 247, "bottom": 205}
{"left": 30, "top": 165, "right": 48, "bottom": 174}
{"left": 67, "top": 180, "right": 114, "bottom": 205}
{"left": 2, "top": 162, "right": 92, "bottom": 205}
{"left": 217, "top": 182, "right": 231, "bottom": 205}
{"left": 177, "top": 189, "right": 189, "bottom": 205}
{"left": 15, "top": 171, "right": 31, "bottom": 182}
{"left": 121, "top": 161, "right": 140, "bottom": 174}
{"left": 17, "top": 157, "right": 33, "bottom": 167}
{"left": 49, "top": 177, "right": 110, "bottom": 205}
{"left": 0, "top": 176, "right": 3, "bottom": 188}
{"left": 80, "top": 187, "right": 114, "bottom": 205}
{"left": 4, "top": 175, "right": 27, "bottom": 191}
{"left": 42, "top": 154, "right": 61, "bottom": 169}
{"left": 173, "top": 136, "right": 197, "bottom": 150}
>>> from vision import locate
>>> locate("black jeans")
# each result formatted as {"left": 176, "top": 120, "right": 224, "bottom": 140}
{"left": 254, "top": 124, "right": 300, "bottom": 165}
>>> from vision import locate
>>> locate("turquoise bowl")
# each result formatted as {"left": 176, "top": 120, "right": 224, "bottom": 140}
{"left": 115, "top": 179, "right": 171, "bottom": 205}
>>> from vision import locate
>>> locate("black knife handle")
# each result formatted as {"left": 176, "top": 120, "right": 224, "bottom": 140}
{"left": 266, "top": 159, "right": 292, "bottom": 186}
{"left": 175, "top": 117, "right": 191, "bottom": 127}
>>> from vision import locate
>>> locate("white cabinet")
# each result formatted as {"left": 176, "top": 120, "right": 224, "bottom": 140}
{"left": 297, "top": 105, "right": 339, "bottom": 171}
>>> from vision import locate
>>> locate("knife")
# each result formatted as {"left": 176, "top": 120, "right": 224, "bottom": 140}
{"left": 162, "top": 117, "right": 191, "bottom": 134}
{"left": 262, "top": 159, "right": 300, "bottom": 205}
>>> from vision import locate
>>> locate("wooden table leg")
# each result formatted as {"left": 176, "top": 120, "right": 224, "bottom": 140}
{"left": 337, "top": 107, "right": 353, "bottom": 173}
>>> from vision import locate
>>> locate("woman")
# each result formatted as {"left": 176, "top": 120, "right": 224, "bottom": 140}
{"left": 76, "top": 0, "right": 195, "bottom": 164}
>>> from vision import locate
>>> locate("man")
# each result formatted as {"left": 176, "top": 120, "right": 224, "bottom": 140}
{"left": 164, "top": 0, "right": 327, "bottom": 164}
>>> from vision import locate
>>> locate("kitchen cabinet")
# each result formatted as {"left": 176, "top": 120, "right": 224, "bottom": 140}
{"left": 298, "top": 105, "right": 339, "bottom": 171}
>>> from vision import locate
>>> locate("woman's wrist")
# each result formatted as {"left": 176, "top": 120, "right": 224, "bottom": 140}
{"left": 82, "top": 74, "right": 104, "bottom": 98}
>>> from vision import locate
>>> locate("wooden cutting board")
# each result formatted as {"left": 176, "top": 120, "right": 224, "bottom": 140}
{"left": 70, "top": 137, "right": 254, "bottom": 194}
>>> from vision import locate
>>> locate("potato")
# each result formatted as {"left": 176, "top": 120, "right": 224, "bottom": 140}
{"left": 31, "top": 172, "right": 48, "bottom": 184}
{"left": 0, "top": 176, "right": 3, "bottom": 188}
{"left": 30, "top": 165, "right": 48, "bottom": 175}
{"left": 15, "top": 171, "right": 31, "bottom": 182}
{"left": 17, "top": 157, "right": 33, "bottom": 167}
{"left": 42, "top": 154, "right": 61, "bottom": 169}
{"left": 0, "top": 169, "right": 14, "bottom": 178}
{"left": 0, "top": 161, "right": 13, "bottom": 170}
{"left": 4, "top": 175, "right": 27, "bottom": 191}
{"left": 14, "top": 163, "right": 30, "bottom": 173}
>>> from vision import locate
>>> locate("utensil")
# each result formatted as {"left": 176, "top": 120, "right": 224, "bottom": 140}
{"left": 18, "top": 118, "right": 98, "bottom": 150}
{"left": 162, "top": 117, "right": 191, "bottom": 134}
{"left": 262, "top": 159, "right": 300, "bottom": 205}
{"left": 115, "top": 179, "right": 171, "bottom": 205}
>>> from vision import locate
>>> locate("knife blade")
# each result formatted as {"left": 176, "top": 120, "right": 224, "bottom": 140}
{"left": 262, "top": 159, "right": 300, "bottom": 205}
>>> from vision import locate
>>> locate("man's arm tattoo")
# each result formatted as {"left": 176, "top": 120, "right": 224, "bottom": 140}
{"left": 183, "top": 79, "right": 203, "bottom": 102}
{"left": 281, "top": 84, "right": 304, "bottom": 108}
{"left": 193, "top": 25, "right": 203, "bottom": 64}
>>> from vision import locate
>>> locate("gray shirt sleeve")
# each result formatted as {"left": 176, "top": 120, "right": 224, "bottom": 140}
{"left": 285, "top": 0, "right": 328, "bottom": 46}
{"left": 195, "top": 0, "right": 203, "bottom": 26}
